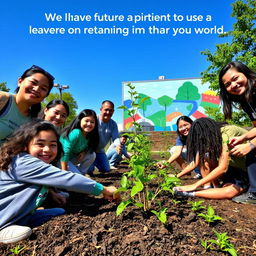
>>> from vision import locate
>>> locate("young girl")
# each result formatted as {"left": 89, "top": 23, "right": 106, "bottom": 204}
{"left": 0, "top": 65, "right": 54, "bottom": 144}
{"left": 157, "top": 116, "right": 201, "bottom": 178}
{"left": 0, "top": 120, "right": 119, "bottom": 244}
{"left": 39, "top": 99, "right": 70, "bottom": 128}
{"left": 219, "top": 62, "right": 256, "bottom": 203}
{"left": 60, "top": 109, "right": 99, "bottom": 175}
{"left": 173, "top": 118, "right": 255, "bottom": 200}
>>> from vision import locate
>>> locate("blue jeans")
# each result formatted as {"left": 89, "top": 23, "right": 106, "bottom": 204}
{"left": 246, "top": 149, "right": 256, "bottom": 192}
{"left": 16, "top": 208, "right": 65, "bottom": 228}
{"left": 87, "top": 152, "right": 110, "bottom": 174}
{"left": 106, "top": 148, "right": 122, "bottom": 166}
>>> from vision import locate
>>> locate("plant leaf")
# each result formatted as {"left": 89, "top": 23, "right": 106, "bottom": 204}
{"left": 116, "top": 200, "right": 132, "bottom": 216}
{"left": 131, "top": 180, "right": 144, "bottom": 197}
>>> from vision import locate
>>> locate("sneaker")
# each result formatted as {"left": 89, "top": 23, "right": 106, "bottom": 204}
{"left": 232, "top": 192, "right": 256, "bottom": 204}
{"left": 0, "top": 225, "right": 32, "bottom": 244}
{"left": 110, "top": 165, "right": 118, "bottom": 170}
{"left": 193, "top": 173, "right": 202, "bottom": 179}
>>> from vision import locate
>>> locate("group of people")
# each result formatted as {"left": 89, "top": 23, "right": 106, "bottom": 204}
{"left": 0, "top": 61, "right": 255, "bottom": 244}
{"left": 0, "top": 65, "right": 130, "bottom": 244}
{"left": 158, "top": 62, "right": 256, "bottom": 205}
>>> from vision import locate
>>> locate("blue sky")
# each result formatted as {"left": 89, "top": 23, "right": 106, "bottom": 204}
{"left": 0, "top": 0, "right": 234, "bottom": 125}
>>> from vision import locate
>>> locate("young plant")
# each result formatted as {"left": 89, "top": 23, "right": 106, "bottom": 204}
{"left": 188, "top": 200, "right": 205, "bottom": 212}
{"left": 201, "top": 231, "right": 237, "bottom": 256}
{"left": 10, "top": 245, "right": 26, "bottom": 255}
{"left": 151, "top": 208, "right": 168, "bottom": 224}
{"left": 198, "top": 205, "right": 222, "bottom": 224}
{"left": 116, "top": 83, "right": 181, "bottom": 222}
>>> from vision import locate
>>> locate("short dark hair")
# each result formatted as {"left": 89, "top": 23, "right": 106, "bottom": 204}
{"left": 101, "top": 100, "right": 114, "bottom": 109}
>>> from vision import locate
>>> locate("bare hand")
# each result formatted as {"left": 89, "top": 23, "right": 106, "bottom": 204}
{"left": 229, "top": 135, "right": 246, "bottom": 148}
{"left": 48, "top": 189, "right": 67, "bottom": 207}
{"left": 77, "top": 152, "right": 86, "bottom": 163}
{"left": 102, "top": 186, "right": 121, "bottom": 203}
{"left": 156, "top": 161, "right": 166, "bottom": 169}
{"left": 174, "top": 183, "right": 198, "bottom": 192}
{"left": 230, "top": 143, "right": 251, "bottom": 157}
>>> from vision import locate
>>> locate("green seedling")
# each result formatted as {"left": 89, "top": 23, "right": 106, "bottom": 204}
{"left": 200, "top": 239, "right": 212, "bottom": 251}
{"left": 189, "top": 200, "right": 205, "bottom": 211}
{"left": 10, "top": 245, "right": 26, "bottom": 255}
{"left": 116, "top": 83, "right": 181, "bottom": 223}
{"left": 171, "top": 199, "right": 181, "bottom": 205}
{"left": 151, "top": 208, "right": 168, "bottom": 224}
{"left": 198, "top": 205, "right": 223, "bottom": 224}
{"left": 201, "top": 230, "right": 237, "bottom": 256}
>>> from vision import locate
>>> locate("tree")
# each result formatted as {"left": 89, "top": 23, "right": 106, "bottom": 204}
{"left": 157, "top": 95, "right": 173, "bottom": 114}
{"left": 176, "top": 81, "right": 201, "bottom": 100}
{"left": 0, "top": 82, "right": 10, "bottom": 92}
{"left": 200, "top": 0, "right": 255, "bottom": 122}
{"left": 43, "top": 92, "right": 78, "bottom": 124}
{"left": 138, "top": 93, "right": 152, "bottom": 117}
{"left": 200, "top": 0, "right": 255, "bottom": 124}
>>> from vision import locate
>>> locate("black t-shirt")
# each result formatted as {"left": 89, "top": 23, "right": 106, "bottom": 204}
{"left": 240, "top": 92, "right": 256, "bottom": 122}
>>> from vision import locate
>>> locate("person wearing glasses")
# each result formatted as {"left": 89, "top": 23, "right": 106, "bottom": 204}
{"left": 0, "top": 65, "right": 55, "bottom": 144}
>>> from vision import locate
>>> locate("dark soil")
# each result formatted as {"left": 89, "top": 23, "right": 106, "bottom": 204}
{"left": 1, "top": 162, "right": 256, "bottom": 256}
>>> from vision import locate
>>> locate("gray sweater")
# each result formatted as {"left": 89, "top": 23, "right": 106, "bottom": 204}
{"left": 0, "top": 153, "right": 103, "bottom": 229}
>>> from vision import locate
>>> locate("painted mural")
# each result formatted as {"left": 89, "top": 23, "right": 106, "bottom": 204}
{"left": 122, "top": 78, "right": 220, "bottom": 131}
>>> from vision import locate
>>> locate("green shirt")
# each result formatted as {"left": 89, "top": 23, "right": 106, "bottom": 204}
{"left": 221, "top": 125, "right": 248, "bottom": 171}
{"left": 60, "top": 129, "right": 89, "bottom": 162}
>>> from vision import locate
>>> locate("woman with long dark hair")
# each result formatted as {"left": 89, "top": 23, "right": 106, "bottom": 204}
{"left": 0, "top": 65, "right": 54, "bottom": 144}
{"left": 174, "top": 118, "right": 256, "bottom": 201}
{"left": 219, "top": 62, "right": 256, "bottom": 203}
{"left": 157, "top": 116, "right": 201, "bottom": 179}
{"left": 60, "top": 109, "right": 99, "bottom": 175}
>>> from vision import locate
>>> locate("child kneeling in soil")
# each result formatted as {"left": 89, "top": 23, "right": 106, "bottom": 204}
{"left": 174, "top": 118, "right": 255, "bottom": 199}
{"left": 0, "top": 120, "right": 119, "bottom": 244}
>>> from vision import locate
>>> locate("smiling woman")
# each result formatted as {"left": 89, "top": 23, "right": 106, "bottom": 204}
{"left": 0, "top": 65, "right": 55, "bottom": 144}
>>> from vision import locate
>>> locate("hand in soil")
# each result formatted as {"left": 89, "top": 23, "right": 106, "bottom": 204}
{"left": 102, "top": 185, "right": 121, "bottom": 203}
{"left": 156, "top": 161, "right": 166, "bottom": 169}
{"left": 48, "top": 189, "right": 67, "bottom": 207}
{"left": 174, "top": 183, "right": 198, "bottom": 192}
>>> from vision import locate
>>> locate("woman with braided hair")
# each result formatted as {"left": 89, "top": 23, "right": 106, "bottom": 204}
{"left": 174, "top": 118, "right": 256, "bottom": 200}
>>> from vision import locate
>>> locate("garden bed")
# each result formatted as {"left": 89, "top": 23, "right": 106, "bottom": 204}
{"left": 0, "top": 163, "right": 256, "bottom": 256}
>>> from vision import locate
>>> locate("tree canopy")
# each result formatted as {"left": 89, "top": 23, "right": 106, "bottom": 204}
{"left": 0, "top": 82, "right": 10, "bottom": 92}
{"left": 201, "top": 0, "right": 255, "bottom": 125}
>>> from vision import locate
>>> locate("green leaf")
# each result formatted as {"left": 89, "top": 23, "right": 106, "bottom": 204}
{"left": 120, "top": 175, "right": 128, "bottom": 188}
{"left": 116, "top": 187, "right": 128, "bottom": 193}
{"left": 207, "top": 205, "right": 215, "bottom": 216}
{"left": 131, "top": 180, "right": 144, "bottom": 197}
{"left": 227, "top": 248, "right": 237, "bottom": 256}
{"left": 118, "top": 105, "right": 127, "bottom": 110}
{"left": 116, "top": 200, "right": 132, "bottom": 216}
{"left": 134, "top": 202, "right": 144, "bottom": 208}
